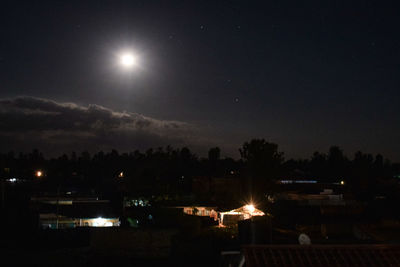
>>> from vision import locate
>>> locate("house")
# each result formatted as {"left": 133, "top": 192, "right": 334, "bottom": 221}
{"left": 181, "top": 206, "right": 218, "bottom": 221}
{"left": 31, "top": 196, "right": 120, "bottom": 229}
{"left": 39, "top": 213, "right": 119, "bottom": 228}
{"left": 219, "top": 204, "right": 265, "bottom": 226}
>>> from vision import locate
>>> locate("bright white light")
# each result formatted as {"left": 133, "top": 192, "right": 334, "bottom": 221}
{"left": 245, "top": 204, "right": 255, "bottom": 214}
{"left": 92, "top": 217, "right": 108, "bottom": 227}
{"left": 120, "top": 54, "right": 136, "bottom": 67}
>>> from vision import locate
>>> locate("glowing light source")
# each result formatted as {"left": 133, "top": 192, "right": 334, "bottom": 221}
{"left": 7, "top": 178, "right": 17, "bottom": 183}
{"left": 120, "top": 53, "right": 136, "bottom": 67}
{"left": 219, "top": 204, "right": 265, "bottom": 227}
{"left": 245, "top": 204, "right": 255, "bottom": 214}
{"left": 340, "top": 180, "right": 345, "bottom": 185}
{"left": 36, "top": 170, "right": 43, "bottom": 177}
{"left": 92, "top": 217, "right": 113, "bottom": 227}
{"left": 118, "top": 171, "right": 124, "bottom": 178}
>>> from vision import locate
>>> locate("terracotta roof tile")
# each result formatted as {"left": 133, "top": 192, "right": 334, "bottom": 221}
{"left": 243, "top": 244, "right": 400, "bottom": 267}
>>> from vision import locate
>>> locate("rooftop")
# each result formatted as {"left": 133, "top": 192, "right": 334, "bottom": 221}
{"left": 243, "top": 244, "right": 400, "bottom": 267}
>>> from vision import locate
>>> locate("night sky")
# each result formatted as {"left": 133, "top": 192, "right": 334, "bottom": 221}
{"left": 1, "top": 1, "right": 400, "bottom": 160}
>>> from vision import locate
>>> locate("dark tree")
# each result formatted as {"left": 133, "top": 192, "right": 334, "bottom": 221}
{"left": 327, "top": 146, "right": 348, "bottom": 182}
{"left": 240, "top": 139, "right": 284, "bottom": 196}
{"left": 208, "top": 147, "right": 221, "bottom": 162}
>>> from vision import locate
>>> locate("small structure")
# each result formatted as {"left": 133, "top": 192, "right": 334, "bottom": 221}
{"left": 269, "top": 187, "right": 346, "bottom": 206}
{"left": 181, "top": 206, "right": 218, "bottom": 221}
{"left": 219, "top": 205, "right": 265, "bottom": 226}
{"left": 31, "top": 196, "right": 120, "bottom": 229}
{"left": 40, "top": 213, "right": 120, "bottom": 228}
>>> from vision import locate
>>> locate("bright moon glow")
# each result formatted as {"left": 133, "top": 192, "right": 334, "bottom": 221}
{"left": 120, "top": 54, "right": 136, "bottom": 67}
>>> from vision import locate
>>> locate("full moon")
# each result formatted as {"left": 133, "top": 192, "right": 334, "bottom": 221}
{"left": 120, "top": 54, "right": 136, "bottom": 67}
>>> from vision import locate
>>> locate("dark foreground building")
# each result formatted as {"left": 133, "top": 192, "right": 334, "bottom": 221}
{"left": 242, "top": 244, "right": 400, "bottom": 267}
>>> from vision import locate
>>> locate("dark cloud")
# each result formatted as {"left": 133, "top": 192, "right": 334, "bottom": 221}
{"left": 0, "top": 96, "right": 200, "bottom": 156}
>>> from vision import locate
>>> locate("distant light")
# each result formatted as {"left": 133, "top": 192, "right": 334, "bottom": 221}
{"left": 245, "top": 204, "right": 255, "bottom": 214}
{"left": 36, "top": 171, "right": 43, "bottom": 177}
{"left": 7, "top": 178, "right": 17, "bottom": 183}
{"left": 92, "top": 217, "right": 112, "bottom": 227}
{"left": 120, "top": 54, "right": 136, "bottom": 67}
{"left": 118, "top": 171, "right": 124, "bottom": 178}
{"left": 340, "top": 180, "right": 345, "bottom": 185}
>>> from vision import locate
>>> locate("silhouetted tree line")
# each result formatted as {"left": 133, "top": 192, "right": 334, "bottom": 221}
{"left": 0, "top": 139, "right": 399, "bottom": 201}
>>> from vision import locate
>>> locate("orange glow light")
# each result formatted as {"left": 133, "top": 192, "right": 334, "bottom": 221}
{"left": 245, "top": 204, "right": 255, "bottom": 214}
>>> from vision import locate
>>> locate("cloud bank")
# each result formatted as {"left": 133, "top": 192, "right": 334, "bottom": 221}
{"left": 0, "top": 96, "right": 198, "bottom": 156}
